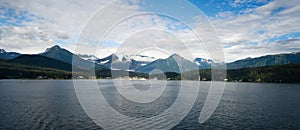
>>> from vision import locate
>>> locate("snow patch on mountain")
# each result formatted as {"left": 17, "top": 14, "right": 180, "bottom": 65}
{"left": 78, "top": 54, "right": 99, "bottom": 62}
{"left": 193, "top": 57, "right": 216, "bottom": 68}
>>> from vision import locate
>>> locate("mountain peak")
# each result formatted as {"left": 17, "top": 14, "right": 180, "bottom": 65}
{"left": 170, "top": 53, "right": 180, "bottom": 56}
{"left": 136, "top": 53, "right": 197, "bottom": 73}
{"left": 0, "top": 49, "right": 6, "bottom": 54}
{"left": 168, "top": 54, "right": 186, "bottom": 62}
{"left": 41, "top": 45, "right": 74, "bottom": 64}
{"left": 107, "top": 53, "right": 119, "bottom": 60}
{"left": 52, "top": 45, "right": 61, "bottom": 48}
{"left": 0, "top": 49, "right": 21, "bottom": 59}
{"left": 169, "top": 53, "right": 182, "bottom": 58}
{"left": 49, "top": 45, "right": 62, "bottom": 50}
{"left": 43, "top": 45, "right": 63, "bottom": 53}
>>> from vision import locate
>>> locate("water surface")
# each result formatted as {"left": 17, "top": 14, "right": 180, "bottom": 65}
{"left": 0, "top": 80, "right": 299, "bottom": 129}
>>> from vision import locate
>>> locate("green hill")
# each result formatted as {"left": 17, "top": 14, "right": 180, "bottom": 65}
{"left": 227, "top": 52, "right": 300, "bottom": 69}
{"left": 226, "top": 64, "right": 300, "bottom": 83}
{"left": 0, "top": 60, "right": 75, "bottom": 79}
{"left": 189, "top": 64, "right": 300, "bottom": 83}
{"left": 9, "top": 54, "right": 76, "bottom": 71}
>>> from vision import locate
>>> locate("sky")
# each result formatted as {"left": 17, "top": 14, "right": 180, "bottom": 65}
{"left": 0, "top": 0, "right": 299, "bottom": 62}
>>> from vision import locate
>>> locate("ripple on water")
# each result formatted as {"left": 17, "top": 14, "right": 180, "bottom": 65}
{"left": 0, "top": 80, "right": 300, "bottom": 129}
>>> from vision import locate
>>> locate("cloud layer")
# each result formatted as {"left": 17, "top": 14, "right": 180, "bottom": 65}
{"left": 0, "top": 0, "right": 299, "bottom": 62}
{"left": 213, "top": 0, "right": 300, "bottom": 61}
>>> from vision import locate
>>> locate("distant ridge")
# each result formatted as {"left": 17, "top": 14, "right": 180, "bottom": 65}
{"left": 0, "top": 49, "right": 21, "bottom": 59}
{"left": 227, "top": 52, "right": 300, "bottom": 69}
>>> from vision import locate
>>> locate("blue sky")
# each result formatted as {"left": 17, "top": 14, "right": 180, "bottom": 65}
{"left": 0, "top": 0, "right": 299, "bottom": 62}
{"left": 189, "top": 0, "right": 272, "bottom": 16}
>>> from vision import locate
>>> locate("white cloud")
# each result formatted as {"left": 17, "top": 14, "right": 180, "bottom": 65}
{"left": 224, "top": 38, "right": 300, "bottom": 62}
{"left": 85, "top": 12, "right": 214, "bottom": 61}
{"left": 0, "top": 0, "right": 299, "bottom": 63}
{"left": 210, "top": 0, "right": 300, "bottom": 62}
{"left": 0, "top": 0, "right": 141, "bottom": 54}
{"left": 0, "top": 25, "right": 54, "bottom": 53}
{"left": 0, "top": 0, "right": 216, "bottom": 61}
{"left": 230, "top": 0, "right": 270, "bottom": 8}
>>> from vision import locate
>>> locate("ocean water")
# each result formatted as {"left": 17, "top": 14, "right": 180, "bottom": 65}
{"left": 0, "top": 80, "right": 299, "bottom": 129}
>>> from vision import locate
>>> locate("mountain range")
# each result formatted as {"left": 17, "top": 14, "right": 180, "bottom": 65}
{"left": 1, "top": 45, "right": 300, "bottom": 74}
{"left": 91, "top": 54, "right": 151, "bottom": 71}
{"left": 135, "top": 54, "right": 198, "bottom": 73}
{"left": 40, "top": 45, "right": 106, "bottom": 70}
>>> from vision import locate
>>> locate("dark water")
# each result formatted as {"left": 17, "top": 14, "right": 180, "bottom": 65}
{"left": 0, "top": 80, "right": 299, "bottom": 129}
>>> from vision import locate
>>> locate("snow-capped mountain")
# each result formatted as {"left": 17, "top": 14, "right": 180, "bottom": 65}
{"left": 2, "top": 45, "right": 299, "bottom": 74}
{"left": 78, "top": 52, "right": 216, "bottom": 70}
{"left": 95, "top": 54, "right": 118, "bottom": 65}
{"left": 78, "top": 54, "right": 99, "bottom": 62}
{"left": 193, "top": 57, "right": 215, "bottom": 69}
{"left": 121, "top": 54, "right": 156, "bottom": 63}
{"left": 36, "top": 45, "right": 219, "bottom": 70}
{"left": 90, "top": 53, "right": 154, "bottom": 70}
{"left": 0, "top": 49, "right": 21, "bottom": 59}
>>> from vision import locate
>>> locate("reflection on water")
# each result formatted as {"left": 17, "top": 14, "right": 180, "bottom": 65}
{"left": 0, "top": 80, "right": 300, "bottom": 129}
{"left": 0, "top": 80, "right": 98, "bottom": 129}
{"left": 99, "top": 80, "right": 180, "bottom": 118}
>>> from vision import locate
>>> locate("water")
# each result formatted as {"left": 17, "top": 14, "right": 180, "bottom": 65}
{"left": 0, "top": 80, "right": 299, "bottom": 129}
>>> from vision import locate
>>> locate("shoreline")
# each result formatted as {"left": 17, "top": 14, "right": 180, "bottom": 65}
{"left": 1, "top": 79, "right": 299, "bottom": 84}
